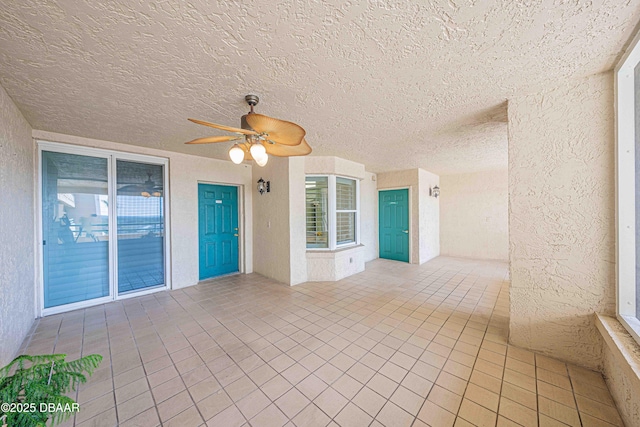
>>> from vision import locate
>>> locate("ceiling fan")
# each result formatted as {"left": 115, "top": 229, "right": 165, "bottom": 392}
{"left": 186, "top": 94, "right": 312, "bottom": 166}
{"left": 118, "top": 173, "right": 163, "bottom": 198}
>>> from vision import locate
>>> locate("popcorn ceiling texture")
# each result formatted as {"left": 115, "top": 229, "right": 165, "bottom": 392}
{"left": 0, "top": 1, "right": 639, "bottom": 174}
{"left": 508, "top": 73, "right": 616, "bottom": 370}
{"left": 440, "top": 169, "right": 509, "bottom": 260}
{"left": 0, "top": 85, "right": 34, "bottom": 366}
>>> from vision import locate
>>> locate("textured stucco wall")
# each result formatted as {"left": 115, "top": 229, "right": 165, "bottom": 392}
{"left": 440, "top": 169, "right": 508, "bottom": 260}
{"left": 288, "top": 157, "right": 307, "bottom": 285}
{"left": 361, "top": 172, "right": 378, "bottom": 262}
{"left": 508, "top": 72, "right": 616, "bottom": 370}
{"left": 305, "top": 156, "right": 366, "bottom": 180}
{"left": 0, "top": 84, "right": 34, "bottom": 366}
{"left": 378, "top": 168, "right": 440, "bottom": 264}
{"left": 33, "top": 130, "right": 254, "bottom": 290}
{"left": 253, "top": 157, "right": 292, "bottom": 284}
{"left": 418, "top": 169, "right": 440, "bottom": 264}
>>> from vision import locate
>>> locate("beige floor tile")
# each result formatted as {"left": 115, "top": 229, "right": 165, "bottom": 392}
{"left": 538, "top": 396, "right": 581, "bottom": 426}
{"left": 20, "top": 258, "right": 626, "bottom": 427}
{"left": 390, "top": 385, "right": 424, "bottom": 415}
{"left": 500, "top": 381, "right": 536, "bottom": 411}
{"left": 367, "top": 372, "right": 399, "bottom": 398}
{"left": 156, "top": 390, "right": 194, "bottom": 422}
{"left": 428, "top": 384, "right": 463, "bottom": 414}
{"left": 575, "top": 395, "right": 624, "bottom": 426}
{"left": 197, "top": 389, "right": 233, "bottom": 421}
{"left": 206, "top": 404, "right": 245, "bottom": 427}
{"left": 250, "top": 404, "right": 288, "bottom": 427}
{"left": 352, "top": 386, "right": 387, "bottom": 417}
{"left": 313, "top": 387, "right": 349, "bottom": 418}
{"left": 375, "top": 401, "right": 415, "bottom": 427}
{"left": 118, "top": 391, "right": 156, "bottom": 423}
{"left": 275, "top": 387, "right": 311, "bottom": 419}
{"left": 118, "top": 407, "right": 160, "bottom": 427}
{"left": 334, "top": 402, "right": 374, "bottom": 427}
{"left": 499, "top": 397, "right": 538, "bottom": 427}
{"left": 463, "top": 382, "right": 499, "bottom": 412}
{"left": 163, "top": 405, "right": 203, "bottom": 427}
{"left": 417, "top": 400, "right": 456, "bottom": 427}
{"left": 458, "top": 398, "right": 497, "bottom": 427}
{"left": 292, "top": 403, "right": 331, "bottom": 427}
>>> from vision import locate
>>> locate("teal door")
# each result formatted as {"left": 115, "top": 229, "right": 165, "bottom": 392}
{"left": 198, "top": 184, "right": 239, "bottom": 279}
{"left": 379, "top": 189, "right": 410, "bottom": 262}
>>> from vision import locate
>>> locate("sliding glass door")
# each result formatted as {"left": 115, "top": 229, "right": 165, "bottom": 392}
{"left": 116, "top": 161, "right": 165, "bottom": 294}
{"left": 42, "top": 151, "right": 110, "bottom": 308}
{"left": 40, "top": 144, "right": 169, "bottom": 314}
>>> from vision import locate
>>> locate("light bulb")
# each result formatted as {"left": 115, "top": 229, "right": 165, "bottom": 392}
{"left": 250, "top": 143, "right": 266, "bottom": 160}
{"left": 255, "top": 153, "right": 268, "bottom": 167}
{"left": 229, "top": 144, "right": 245, "bottom": 164}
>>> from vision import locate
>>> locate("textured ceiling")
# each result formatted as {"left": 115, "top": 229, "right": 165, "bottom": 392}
{"left": 0, "top": 1, "right": 638, "bottom": 175}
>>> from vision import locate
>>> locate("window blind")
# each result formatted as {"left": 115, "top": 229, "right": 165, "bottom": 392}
{"left": 305, "top": 177, "right": 329, "bottom": 248}
{"left": 336, "top": 177, "right": 356, "bottom": 244}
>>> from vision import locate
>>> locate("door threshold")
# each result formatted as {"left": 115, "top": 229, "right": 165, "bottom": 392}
{"left": 199, "top": 271, "right": 241, "bottom": 283}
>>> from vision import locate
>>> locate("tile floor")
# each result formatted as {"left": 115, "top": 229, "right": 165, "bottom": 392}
{"left": 19, "top": 257, "right": 624, "bottom": 427}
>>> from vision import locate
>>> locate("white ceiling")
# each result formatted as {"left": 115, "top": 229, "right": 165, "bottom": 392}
{"left": 0, "top": 1, "right": 638, "bottom": 175}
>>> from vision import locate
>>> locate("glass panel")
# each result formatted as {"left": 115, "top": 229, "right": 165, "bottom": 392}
{"left": 116, "top": 161, "right": 165, "bottom": 294}
{"left": 337, "top": 212, "right": 356, "bottom": 245}
{"left": 336, "top": 177, "right": 356, "bottom": 210}
{"left": 306, "top": 177, "right": 328, "bottom": 248}
{"left": 42, "top": 151, "right": 109, "bottom": 308}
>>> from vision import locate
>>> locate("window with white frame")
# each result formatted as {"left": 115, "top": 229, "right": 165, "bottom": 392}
{"left": 306, "top": 175, "right": 359, "bottom": 250}
{"left": 617, "top": 29, "right": 640, "bottom": 343}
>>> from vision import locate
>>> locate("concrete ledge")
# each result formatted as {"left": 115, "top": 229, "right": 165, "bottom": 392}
{"left": 595, "top": 314, "right": 640, "bottom": 379}
{"left": 595, "top": 313, "right": 640, "bottom": 425}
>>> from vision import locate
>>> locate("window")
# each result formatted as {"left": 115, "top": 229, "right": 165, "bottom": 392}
{"left": 617, "top": 29, "right": 640, "bottom": 342}
{"left": 306, "top": 175, "right": 359, "bottom": 250}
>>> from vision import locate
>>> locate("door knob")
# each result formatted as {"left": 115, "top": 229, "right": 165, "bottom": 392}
{"left": 233, "top": 234, "right": 239, "bottom": 237}
{"left": 402, "top": 230, "right": 409, "bottom": 234}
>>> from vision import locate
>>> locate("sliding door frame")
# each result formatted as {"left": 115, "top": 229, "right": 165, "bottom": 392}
{"left": 37, "top": 141, "right": 171, "bottom": 316}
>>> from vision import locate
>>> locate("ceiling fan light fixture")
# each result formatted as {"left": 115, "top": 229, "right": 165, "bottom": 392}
{"left": 229, "top": 144, "right": 245, "bottom": 164}
{"left": 250, "top": 142, "right": 266, "bottom": 160}
{"left": 255, "top": 153, "right": 269, "bottom": 167}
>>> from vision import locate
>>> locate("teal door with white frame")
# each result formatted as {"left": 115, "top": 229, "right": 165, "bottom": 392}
{"left": 198, "top": 184, "right": 239, "bottom": 279}
{"left": 379, "top": 189, "right": 410, "bottom": 262}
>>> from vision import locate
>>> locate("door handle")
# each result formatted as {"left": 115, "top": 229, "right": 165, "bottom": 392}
{"left": 234, "top": 234, "right": 239, "bottom": 237}
{"left": 402, "top": 230, "right": 409, "bottom": 234}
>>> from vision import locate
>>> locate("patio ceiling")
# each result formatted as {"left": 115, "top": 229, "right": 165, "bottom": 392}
{"left": 0, "top": 1, "right": 638, "bottom": 174}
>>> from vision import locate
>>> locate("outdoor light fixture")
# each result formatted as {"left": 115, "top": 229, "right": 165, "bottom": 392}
{"left": 257, "top": 177, "right": 270, "bottom": 195}
{"left": 430, "top": 185, "right": 440, "bottom": 198}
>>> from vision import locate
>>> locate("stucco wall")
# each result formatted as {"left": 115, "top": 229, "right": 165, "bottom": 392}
{"left": 252, "top": 157, "right": 292, "bottom": 284}
{"left": 33, "top": 130, "right": 254, "bottom": 291}
{"left": 418, "top": 169, "right": 440, "bottom": 264}
{"left": 378, "top": 168, "right": 440, "bottom": 264}
{"left": 361, "top": 172, "right": 378, "bottom": 262}
{"left": 440, "top": 169, "right": 509, "bottom": 260}
{"left": 288, "top": 157, "right": 307, "bottom": 285}
{"left": 508, "top": 72, "right": 616, "bottom": 370}
{"left": 0, "top": 85, "right": 34, "bottom": 366}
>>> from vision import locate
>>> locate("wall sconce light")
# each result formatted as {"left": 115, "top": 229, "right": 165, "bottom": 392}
{"left": 257, "top": 177, "right": 270, "bottom": 195}
{"left": 430, "top": 185, "right": 440, "bottom": 198}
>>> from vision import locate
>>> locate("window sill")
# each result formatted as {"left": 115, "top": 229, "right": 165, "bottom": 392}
{"left": 594, "top": 313, "right": 640, "bottom": 382}
{"left": 306, "top": 244, "right": 364, "bottom": 256}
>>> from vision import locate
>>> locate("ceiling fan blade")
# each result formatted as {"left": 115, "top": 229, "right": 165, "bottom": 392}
{"left": 245, "top": 114, "right": 305, "bottom": 146}
{"left": 185, "top": 135, "right": 243, "bottom": 144}
{"left": 264, "top": 138, "right": 312, "bottom": 157}
{"left": 188, "top": 118, "right": 258, "bottom": 135}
